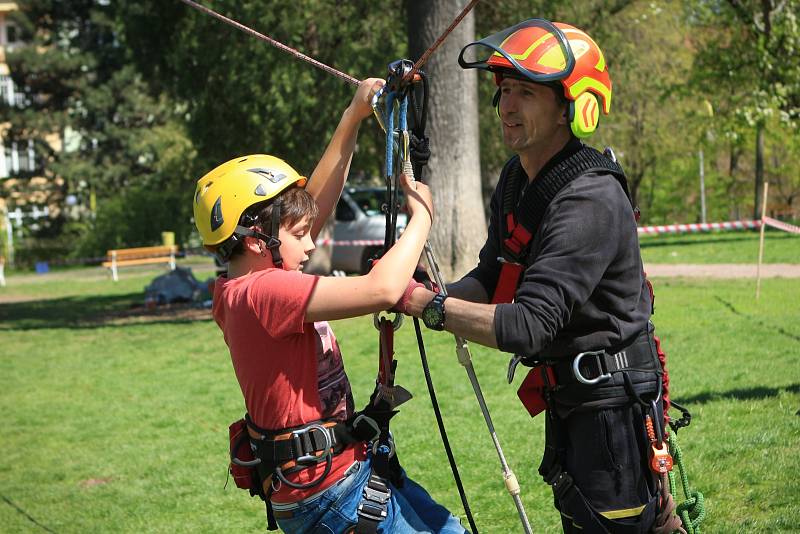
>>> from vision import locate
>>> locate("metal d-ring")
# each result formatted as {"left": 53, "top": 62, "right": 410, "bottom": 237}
{"left": 373, "top": 312, "right": 403, "bottom": 331}
{"left": 572, "top": 350, "right": 611, "bottom": 385}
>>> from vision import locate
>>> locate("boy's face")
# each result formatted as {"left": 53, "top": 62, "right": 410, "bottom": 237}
{"left": 278, "top": 215, "right": 315, "bottom": 271}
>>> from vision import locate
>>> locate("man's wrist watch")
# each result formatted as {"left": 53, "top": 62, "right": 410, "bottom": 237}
{"left": 421, "top": 293, "right": 448, "bottom": 331}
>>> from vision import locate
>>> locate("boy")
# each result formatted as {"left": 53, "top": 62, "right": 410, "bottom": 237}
{"left": 193, "top": 79, "right": 467, "bottom": 533}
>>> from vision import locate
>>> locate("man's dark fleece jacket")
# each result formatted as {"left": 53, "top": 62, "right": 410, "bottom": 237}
{"left": 466, "top": 139, "right": 652, "bottom": 361}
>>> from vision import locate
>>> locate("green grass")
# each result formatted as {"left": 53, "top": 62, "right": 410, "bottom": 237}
{"left": 640, "top": 230, "right": 800, "bottom": 264}
{"left": 1, "top": 265, "right": 799, "bottom": 533}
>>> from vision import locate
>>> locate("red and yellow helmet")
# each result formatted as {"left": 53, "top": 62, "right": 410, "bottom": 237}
{"left": 459, "top": 19, "right": 612, "bottom": 136}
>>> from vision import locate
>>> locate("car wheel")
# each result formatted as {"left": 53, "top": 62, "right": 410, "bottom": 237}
{"left": 360, "top": 246, "right": 382, "bottom": 275}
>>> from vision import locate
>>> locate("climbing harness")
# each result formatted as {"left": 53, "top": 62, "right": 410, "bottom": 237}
{"left": 490, "top": 144, "right": 705, "bottom": 533}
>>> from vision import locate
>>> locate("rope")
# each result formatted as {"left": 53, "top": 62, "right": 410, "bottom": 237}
{"left": 179, "top": 0, "right": 479, "bottom": 88}
{"left": 178, "top": 0, "right": 360, "bottom": 86}
{"left": 668, "top": 432, "right": 706, "bottom": 534}
{"left": 407, "top": 0, "right": 481, "bottom": 80}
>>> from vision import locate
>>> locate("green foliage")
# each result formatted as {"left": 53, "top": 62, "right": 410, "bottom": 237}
{"left": 119, "top": 0, "right": 406, "bottom": 179}
{"left": 1, "top": 0, "right": 196, "bottom": 250}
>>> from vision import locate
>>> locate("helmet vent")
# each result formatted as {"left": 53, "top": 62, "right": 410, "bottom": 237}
{"left": 210, "top": 196, "right": 224, "bottom": 231}
{"left": 254, "top": 184, "right": 267, "bottom": 196}
{"left": 248, "top": 167, "right": 286, "bottom": 183}
{"left": 238, "top": 157, "right": 248, "bottom": 163}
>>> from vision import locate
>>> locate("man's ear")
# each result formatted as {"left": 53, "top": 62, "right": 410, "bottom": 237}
{"left": 559, "top": 102, "right": 570, "bottom": 125}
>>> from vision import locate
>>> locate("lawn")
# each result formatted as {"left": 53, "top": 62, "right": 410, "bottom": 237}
{"left": 1, "top": 261, "right": 798, "bottom": 533}
{"left": 639, "top": 229, "right": 800, "bottom": 264}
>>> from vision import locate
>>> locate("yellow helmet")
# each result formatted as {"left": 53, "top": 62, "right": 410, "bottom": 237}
{"left": 193, "top": 154, "right": 307, "bottom": 262}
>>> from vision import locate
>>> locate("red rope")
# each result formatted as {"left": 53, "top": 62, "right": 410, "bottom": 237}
{"left": 407, "top": 0, "right": 480, "bottom": 80}
{"left": 178, "top": 0, "right": 361, "bottom": 86}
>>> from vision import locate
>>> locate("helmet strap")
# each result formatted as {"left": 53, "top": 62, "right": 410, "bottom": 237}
{"left": 268, "top": 197, "right": 283, "bottom": 268}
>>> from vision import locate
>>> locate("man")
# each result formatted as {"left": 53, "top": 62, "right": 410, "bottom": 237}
{"left": 404, "top": 19, "right": 682, "bottom": 533}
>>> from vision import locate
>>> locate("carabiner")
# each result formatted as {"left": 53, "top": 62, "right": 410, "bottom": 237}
{"left": 373, "top": 311, "right": 403, "bottom": 331}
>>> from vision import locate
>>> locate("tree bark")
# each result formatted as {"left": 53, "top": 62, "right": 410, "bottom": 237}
{"left": 407, "top": 0, "right": 485, "bottom": 281}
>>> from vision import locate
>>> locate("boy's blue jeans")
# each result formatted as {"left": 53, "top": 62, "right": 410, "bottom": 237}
{"left": 274, "top": 455, "right": 468, "bottom": 533}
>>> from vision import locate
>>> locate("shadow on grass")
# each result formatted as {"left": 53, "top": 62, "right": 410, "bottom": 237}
{"left": 714, "top": 296, "right": 800, "bottom": 342}
{"left": 677, "top": 383, "right": 800, "bottom": 405}
{"left": 0, "top": 292, "right": 211, "bottom": 331}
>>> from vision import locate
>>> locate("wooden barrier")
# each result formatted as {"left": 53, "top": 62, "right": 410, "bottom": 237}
{"left": 102, "top": 245, "right": 177, "bottom": 281}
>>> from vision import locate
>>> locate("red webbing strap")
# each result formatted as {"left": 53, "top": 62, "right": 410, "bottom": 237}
{"left": 655, "top": 335, "right": 672, "bottom": 423}
{"left": 492, "top": 213, "right": 532, "bottom": 304}
{"left": 516, "top": 365, "right": 557, "bottom": 418}
{"left": 378, "top": 318, "right": 394, "bottom": 387}
{"left": 492, "top": 262, "right": 524, "bottom": 304}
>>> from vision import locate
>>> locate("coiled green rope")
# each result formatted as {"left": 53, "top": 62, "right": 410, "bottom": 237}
{"left": 668, "top": 432, "right": 706, "bottom": 533}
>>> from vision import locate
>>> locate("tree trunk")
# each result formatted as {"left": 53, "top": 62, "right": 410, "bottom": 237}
{"left": 754, "top": 122, "right": 764, "bottom": 219}
{"left": 407, "top": 0, "right": 485, "bottom": 281}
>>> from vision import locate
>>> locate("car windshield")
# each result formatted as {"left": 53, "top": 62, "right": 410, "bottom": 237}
{"left": 349, "top": 189, "right": 404, "bottom": 216}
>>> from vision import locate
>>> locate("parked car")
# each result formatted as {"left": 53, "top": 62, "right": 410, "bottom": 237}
{"left": 331, "top": 187, "right": 406, "bottom": 274}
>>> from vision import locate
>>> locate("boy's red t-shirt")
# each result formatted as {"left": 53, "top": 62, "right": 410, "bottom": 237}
{"left": 213, "top": 268, "right": 365, "bottom": 503}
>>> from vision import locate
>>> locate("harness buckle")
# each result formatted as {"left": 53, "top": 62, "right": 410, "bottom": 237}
{"left": 357, "top": 474, "right": 392, "bottom": 522}
{"left": 363, "top": 484, "right": 392, "bottom": 505}
{"left": 572, "top": 350, "right": 612, "bottom": 385}
{"left": 291, "top": 423, "right": 333, "bottom": 464}
{"left": 352, "top": 414, "right": 381, "bottom": 442}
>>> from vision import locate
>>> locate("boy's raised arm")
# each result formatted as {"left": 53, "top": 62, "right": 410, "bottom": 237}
{"left": 306, "top": 77, "right": 385, "bottom": 239}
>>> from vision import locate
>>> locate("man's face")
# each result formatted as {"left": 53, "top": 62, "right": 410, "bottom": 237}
{"left": 498, "top": 78, "right": 567, "bottom": 154}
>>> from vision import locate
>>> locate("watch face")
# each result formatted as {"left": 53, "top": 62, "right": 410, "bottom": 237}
{"left": 422, "top": 305, "right": 441, "bottom": 327}
{"left": 422, "top": 296, "right": 445, "bottom": 329}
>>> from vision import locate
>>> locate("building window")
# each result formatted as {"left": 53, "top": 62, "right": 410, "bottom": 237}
{"left": 0, "top": 75, "right": 18, "bottom": 106}
{"left": 0, "top": 140, "right": 36, "bottom": 176}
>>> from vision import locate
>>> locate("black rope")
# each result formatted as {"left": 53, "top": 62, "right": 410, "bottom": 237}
{"left": 413, "top": 318, "right": 478, "bottom": 534}
{"left": 1, "top": 494, "right": 58, "bottom": 533}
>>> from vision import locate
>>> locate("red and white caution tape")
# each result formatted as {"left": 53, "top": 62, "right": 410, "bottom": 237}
{"left": 763, "top": 216, "right": 800, "bottom": 235}
{"left": 316, "top": 218, "right": 799, "bottom": 245}
{"left": 314, "top": 238, "right": 383, "bottom": 247}
{"left": 637, "top": 220, "right": 759, "bottom": 236}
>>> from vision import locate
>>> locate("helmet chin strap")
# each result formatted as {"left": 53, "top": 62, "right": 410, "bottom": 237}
{"left": 235, "top": 197, "right": 284, "bottom": 267}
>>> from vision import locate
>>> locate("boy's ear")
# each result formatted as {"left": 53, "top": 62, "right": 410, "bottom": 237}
{"left": 242, "top": 234, "right": 262, "bottom": 254}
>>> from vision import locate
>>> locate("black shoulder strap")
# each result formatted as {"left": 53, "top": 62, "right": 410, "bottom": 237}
{"left": 499, "top": 146, "right": 631, "bottom": 259}
{"left": 513, "top": 146, "right": 628, "bottom": 233}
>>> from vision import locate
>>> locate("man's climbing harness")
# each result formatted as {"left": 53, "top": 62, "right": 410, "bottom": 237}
{"left": 490, "top": 143, "right": 705, "bottom": 533}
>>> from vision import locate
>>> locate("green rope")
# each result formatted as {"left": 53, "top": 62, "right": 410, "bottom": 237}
{"left": 667, "top": 432, "right": 706, "bottom": 534}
